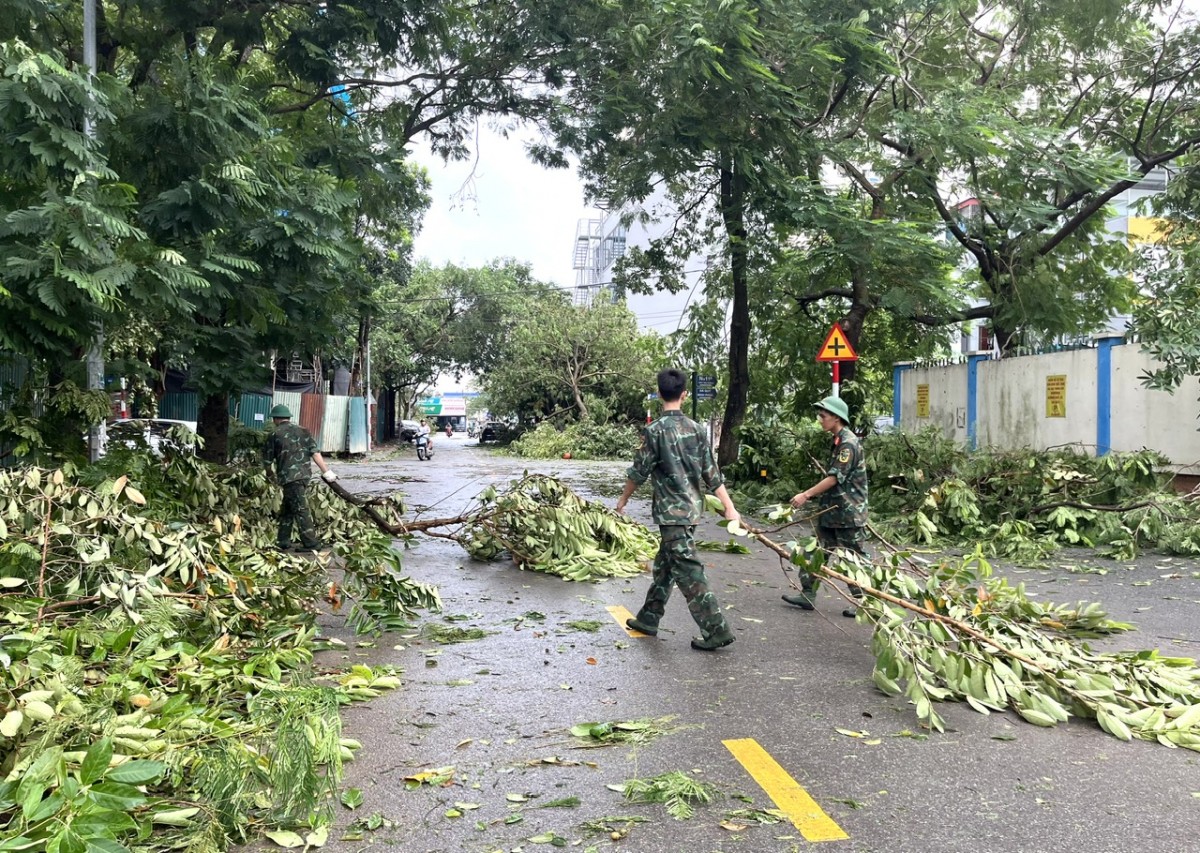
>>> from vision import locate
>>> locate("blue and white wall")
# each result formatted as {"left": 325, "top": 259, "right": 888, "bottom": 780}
{"left": 893, "top": 336, "right": 1200, "bottom": 472}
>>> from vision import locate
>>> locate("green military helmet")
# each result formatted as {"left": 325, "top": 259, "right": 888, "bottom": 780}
{"left": 269, "top": 404, "right": 293, "bottom": 419}
{"left": 814, "top": 395, "right": 850, "bottom": 424}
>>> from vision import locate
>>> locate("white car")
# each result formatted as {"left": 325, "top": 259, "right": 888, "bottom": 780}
{"left": 99, "top": 418, "right": 198, "bottom": 457}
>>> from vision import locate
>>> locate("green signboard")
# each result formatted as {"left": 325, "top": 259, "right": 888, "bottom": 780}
{"left": 418, "top": 397, "right": 442, "bottom": 416}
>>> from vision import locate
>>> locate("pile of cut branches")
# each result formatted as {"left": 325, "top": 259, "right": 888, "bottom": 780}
{"left": 733, "top": 427, "right": 1200, "bottom": 562}
{"left": 332, "top": 473, "right": 659, "bottom": 581}
{"left": 865, "top": 434, "right": 1195, "bottom": 561}
{"left": 0, "top": 455, "right": 437, "bottom": 851}
{"left": 461, "top": 474, "right": 658, "bottom": 580}
{"left": 745, "top": 511, "right": 1200, "bottom": 751}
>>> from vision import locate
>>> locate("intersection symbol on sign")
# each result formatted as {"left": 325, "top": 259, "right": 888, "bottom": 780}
{"left": 815, "top": 323, "right": 858, "bottom": 362}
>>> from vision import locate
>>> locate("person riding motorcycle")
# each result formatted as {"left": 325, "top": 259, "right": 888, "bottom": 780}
{"left": 417, "top": 419, "right": 432, "bottom": 449}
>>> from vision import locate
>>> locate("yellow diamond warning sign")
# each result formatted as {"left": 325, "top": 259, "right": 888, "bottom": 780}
{"left": 816, "top": 323, "right": 858, "bottom": 362}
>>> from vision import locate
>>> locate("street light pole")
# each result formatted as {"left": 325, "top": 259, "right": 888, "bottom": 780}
{"left": 83, "top": 0, "right": 107, "bottom": 461}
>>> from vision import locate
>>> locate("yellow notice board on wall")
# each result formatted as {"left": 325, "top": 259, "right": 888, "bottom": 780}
{"left": 916, "top": 384, "right": 930, "bottom": 418}
{"left": 1045, "top": 375, "right": 1067, "bottom": 417}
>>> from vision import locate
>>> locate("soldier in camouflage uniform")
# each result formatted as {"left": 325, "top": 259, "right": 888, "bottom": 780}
{"left": 615, "top": 369, "right": 740, "bottom": 651}
{"left": 784, "top": 396, "right": 869, "bottom": 617}
{"left": 263, "top": 404, "right": 337, "bottom": 551}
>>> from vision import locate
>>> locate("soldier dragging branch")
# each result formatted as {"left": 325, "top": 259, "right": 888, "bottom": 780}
{"left": 784, "top": 396, "right": 869, "bottom": 618}
{"left": 264, "top": 404, "right": 338, "bottom": 552}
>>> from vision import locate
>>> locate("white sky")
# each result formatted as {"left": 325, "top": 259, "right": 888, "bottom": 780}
{"left": 408, "top": 123, "right": 598, "bottom": 290}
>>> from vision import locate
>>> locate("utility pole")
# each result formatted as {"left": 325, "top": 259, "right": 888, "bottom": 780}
{"left": 84, "top": 0, "right": 107, "bottom": 461}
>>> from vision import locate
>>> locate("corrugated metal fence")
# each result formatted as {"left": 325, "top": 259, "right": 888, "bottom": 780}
{"left": 2, "top": 373, "right": 370, "bottom": 456}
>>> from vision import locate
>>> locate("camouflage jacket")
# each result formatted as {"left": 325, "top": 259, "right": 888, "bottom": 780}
{"left": 627, "top": 410, "right": 724, "bottom": 526}
{"left": 264, "top": 422, "right": 318, "bottom": 485}
{"left": 818, "top": 426, "right": 868, "bottom": 528}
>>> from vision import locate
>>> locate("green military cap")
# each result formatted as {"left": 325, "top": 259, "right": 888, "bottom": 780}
{"left": 270, "top": 404, "right": 292, "bottom": 419}
{"left": 814, "top": 395, "right": 850, "bottom": 423}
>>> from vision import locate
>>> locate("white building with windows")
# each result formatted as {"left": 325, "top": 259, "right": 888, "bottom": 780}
{"left": 570, "top": 198, "right": 713, "bottom": 335}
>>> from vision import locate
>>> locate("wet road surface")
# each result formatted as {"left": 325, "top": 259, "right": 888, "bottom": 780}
{"left": 308, "top": 433, "right": 1200, "bottom": 853}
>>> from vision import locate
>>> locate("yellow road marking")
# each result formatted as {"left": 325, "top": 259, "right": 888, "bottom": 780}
{"left": 606, "top": 605, "right": 650, "bottom": 637}
{"left": 722, "top": 738, "right": 849, "bottom": 842}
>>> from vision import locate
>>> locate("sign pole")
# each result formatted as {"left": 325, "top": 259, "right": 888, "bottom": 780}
{"left": 816, "top": 323, "right": 857, "bottom": 401}
{"left": 691, "top": 371, "right": 697, "bottom": 420}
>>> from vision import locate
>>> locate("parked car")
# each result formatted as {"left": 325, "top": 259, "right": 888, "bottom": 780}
{"left": 479, "top": 421, "right": 509, "bottom": 443}
{"left": 399, "top": 419, "right": 421, "bottom": 442}
{"left": 98, "top": 418, "right": 198, "bottom": 457}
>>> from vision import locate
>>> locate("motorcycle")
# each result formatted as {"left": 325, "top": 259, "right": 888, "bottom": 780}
{"left": 415, "top": 433, "right": 433, "bottom": 461}
{"left": 445, "top": 423, "right": 453, "bottom": 437}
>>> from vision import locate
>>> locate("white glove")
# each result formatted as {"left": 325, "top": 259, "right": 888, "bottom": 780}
{"left": 322, "top": 469, "right": 338, "bottom": 483}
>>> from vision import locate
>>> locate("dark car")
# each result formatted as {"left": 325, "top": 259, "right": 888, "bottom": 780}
{"left": 399, "top": 419, "right": 421, "bottom": 442}
{"left": 479, "top": 421, "right": 508, "bottom": 443}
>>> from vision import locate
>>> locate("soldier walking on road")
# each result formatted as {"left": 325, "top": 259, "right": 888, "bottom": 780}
{"left": 264, "top": 404, "right": 337, "bottom": 551}
{"left": 784, "top": 396, "right": 869, "bottom": 617}
{"left": 615, "top": 368, "right": 740, "bottom": 651}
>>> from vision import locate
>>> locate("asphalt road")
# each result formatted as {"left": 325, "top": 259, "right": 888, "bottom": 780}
{"left": 307, "top": 433, "right": 1200, "bottom": 853}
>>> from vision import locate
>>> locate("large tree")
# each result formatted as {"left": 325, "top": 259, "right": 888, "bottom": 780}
{"left": 805, "top": 0, "right": 1200, "bottom": 353}
{"left": 6, "top": 0, "right": 586, "bottom": 460}
{"left": 481, "top": 294, "right": 663, "bottom": 424}
{"left": 549, "top": 0, "right": 894, "bottom": 465}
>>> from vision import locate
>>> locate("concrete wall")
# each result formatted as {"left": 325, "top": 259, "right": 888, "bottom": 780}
{"left": 895, "top": 340, "right": 1200, "bottom": 472}
{"left": 1110, "top": 346, "right": 1200, "bottom": 471}
{"left": 899, "top": 362, "right": 969, "bottom": 445}
{"left": 976, "top": 348, "right": 1098, "bottom": 452}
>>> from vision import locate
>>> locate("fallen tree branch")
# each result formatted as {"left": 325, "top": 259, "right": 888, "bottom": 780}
{"left": 736, "top": 518, "right": 1200, "bottom": 747}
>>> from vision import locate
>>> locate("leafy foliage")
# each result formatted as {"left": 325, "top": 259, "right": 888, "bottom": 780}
{"left": 0, "top": 454, "right": 436, "bottom": 849}
{"left": 620, "top": 771, "right": 718, "bottom": 821}
{"left": 461, "top": 475, "right": 658, "bottom": 580}
{"left": 783, "top": 542, "right": 1200, "bottom": 748}
{"left": 508, "top": 421, "right": 642, "bottom": 461}
{"left": 569, "top": 717, "right": 680, "bottom": 748}
{"left": 1131, "top": 162, "right": 1200, "bottom": 402}
{"left": 733, "top": 426, "right": 1191, "bottom": 561}
{"left": 479, "top": 294, "right": 663, "bottom": 425}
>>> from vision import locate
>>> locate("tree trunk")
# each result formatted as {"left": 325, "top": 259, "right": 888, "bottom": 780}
{"left": 982, "top": 265, "right": 1018, "bottom": 354}
{"left": 836, "top": 192, "right": 892, "bottom": 383}
{"left": 349, "top": 313, "right": 370, "bottom": 395}
{"left": 717, "top": 159, "right": 751, "bottom": 469}
{"left": 572, "top": 381, "right": 589, "bottom": 421}
{"left": 838, "top": 263, "right": 873, "bottom": 384}
{"left": 198, "top": 391, "right": 230, "bottom": 463}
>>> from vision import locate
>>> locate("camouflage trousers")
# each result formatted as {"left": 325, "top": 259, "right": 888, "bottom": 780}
{"left": 635, "top": 525, "right": 730, "bottom": 639}
{"left": 277, "top": 481, "right": 319, "bottom": 549}
{"left": 802, "top": 524, "right": 869, "bottom": 597}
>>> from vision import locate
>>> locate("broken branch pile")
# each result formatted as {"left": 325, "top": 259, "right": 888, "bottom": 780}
{"left": 750, "top": 521, "right": 1200, "bottom": 750}
{"left": 460, "top": 474, "right": 658, "bottom": 580}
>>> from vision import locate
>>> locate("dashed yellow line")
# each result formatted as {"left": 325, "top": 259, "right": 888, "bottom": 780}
{"left": 605, "top": 605, "right": 650, "bottom": 637}
{"left": 722, "top": 738, "right": 849, "bottom": 842}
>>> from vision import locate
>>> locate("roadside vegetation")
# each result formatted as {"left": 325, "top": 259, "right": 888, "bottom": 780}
{"left": 0, "top": 446, "right": 436, "bottom": 850}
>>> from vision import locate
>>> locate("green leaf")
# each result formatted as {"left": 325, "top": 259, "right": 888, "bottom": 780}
{"left": 103, "top": 760, "right": 164, "bottom": 785}
{"left": 304, "top": 827, "right": 329, "bottom": 848}
{"left": 86, "top": 782, "right": 147, "bottom": 811}
{"left": 0, "top": 710, "right": 23, "bottom": 737}
{"left": 264, "top": 831, "right": 305, "bottom": 849}
{"left": 340, "top": 788, "right": 364, "bottom": 809}
{"left": 83, "top": 840, "right": 131, "bottom": 853}
{"left": 149, "top": 807, "right": 201, "bottom": 826}
{"left": 80, "top": 738, "right": 113, "bottom": 785}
